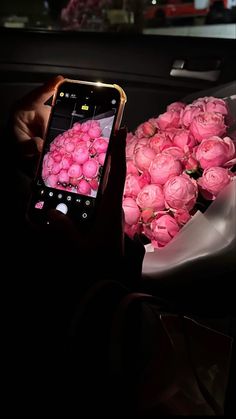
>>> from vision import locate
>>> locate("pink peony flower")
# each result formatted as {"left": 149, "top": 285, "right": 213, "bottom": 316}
{"left": 172, "top": 129, "right": 197, "bottom": 150}
{"left": 136, "top": 184, "right": 165, "bottom": 211}
{"left": 83, "top": 159, "right": 99, "bottom": 179}
{"left": 162, "top": 146, "right": 185, "bottom": 160}
{"left": 45, "top": 174, "right": 59, "bottom": 188}
{"left": 126, "top": 136, "right": 138, "bottom": 160}
{"left": 141, "top": 208, "right": 155, "bottom": 223}
{"left": 97, "top": 152, "right": 106, "bottom": 166}
{"left": 184, "top": 155, "right": 199, "bottom": 173}
{"left": 88, "top": 126, "right": 102, "bottom": 138}
{"left": 52, "top": 151, "right": 62, "bottom": 163}
{"left": 167, "top": 101, "right": 186, "bottom": 112}
{"left": 65, "top": 142, "right": 75, "bottom": 153}
{"left": 156, "top": 110, "right": 181, "bottom": 130}
{"left": 92, "top": 138, "right": 108, "bottom": 153}
{"left": 68, "top": 163, "right": 82, "bottom": 178}
{"left": 164, "top": 174, "right": 198, "bottom": 211}
{"left": 78, "top": 179, "right": 91, "bottom": 195}
{"left": 148, "top": 214, "right": 180, "bottom": 247}
{"left": 195, "top": 136, "right": 235, "bottom": 169}
{"left": 126, "top": 160, "right": 139, "bottom": 175}
{"left": 149, "top": 132, "right": 172, "bottom": 154}
{"left": 58, "top": 170, "right": 70, "bottom": 184}
{"left": 123, "top": 197, "right": 141, "bottom": 225}
{"left": 149, "top": 153, "right": 182, "bottom": 185}
{"left": 134, "top": 146, "right": 156, "bottom": 172}
{"left": 204, "top": 97, "right": 228, "bottom": 115}
{"left": 198, "top": 167, "right": 232, "bottom": 200}
{"left": 125, "top": 222, "right": 141, "bottom": 239}
{"left": 73, "top": 145, "right": 89, "bottom": 164}
{"left": 124, "top": 174, "right": 142, "bottom": 197}
{"left": 51, "top": 162, "right": 62, "bottom": 175}
{"left": 61, "top": 155, "right": 73, "bottom": 169}
{"left": 173, "top": 209, "right": 191, "bottom": 225}
{"left": 138, "top": 171, "right": 151, "bottom": 188}
{"left": 89, "top": 178, "right": 99, "bottom": 191}
{"left": 190, "top": 112, "right": 227, "bottom": 142}
{"left": 135, "top": 120, "right": 157, "bottom": 138}
{"left": 181, "top": 104, "right": 205, "bottom": 128}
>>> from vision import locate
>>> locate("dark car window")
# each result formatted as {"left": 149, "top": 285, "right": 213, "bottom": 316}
{"left": 0, "top": 0, "right": 235, "bottom": 38}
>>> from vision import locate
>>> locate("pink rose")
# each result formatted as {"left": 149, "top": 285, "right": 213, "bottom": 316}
{"left": 148, "top": 132, "right": 172, "bottom": 154}
{"left": 136, "top": 184, "right": 165, "bottom": 211}
{"left": 195, "top": 136, "right": 235, "bottom": 169}
{"left": 124, "top": 174, "right": 142, "bottom": 197}
{"left": 123, "top": 197, "right": 141, "bottom": 225}
{"left": 156, "top": 110, "right": 181, "bottom": 130}
{"left": 167, "top": 101, "right": 186, "bottom": 112}
{"left": 198, "top": 167, "right": 232, "bottom": 200}
{"left": 148, "top": 214, "right": 180, "bottom": 248}
{"left": 134, "top": 146, "right": 156, "bottom": 172}
{"left": 164, "top": 174, "right": 198, "bottom": 211}
{"left": 149, "top": 153, "right": 182, "bottom": 185}
{"left": 172, "top": 129, "right": 197, "bottom": 150}
{"left": 190, "top": 112, "right": 226, "bottom": 142}
{"left": 135, "top": 120, "right": 157, "bottom": 138}
{"left": 181, "top": 104, "right": 204, "bottom": 128}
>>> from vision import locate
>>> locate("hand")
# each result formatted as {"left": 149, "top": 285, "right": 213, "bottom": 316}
{"left": 41, "top": 128, "right": 145, "bottom": 288}
{"left": 13, "top": 75, "right": 64, "bottom": 171}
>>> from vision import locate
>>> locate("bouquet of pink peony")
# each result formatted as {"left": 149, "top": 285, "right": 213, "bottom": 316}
{"left": 123, "top": 94, "right": 236, "bottom": 252}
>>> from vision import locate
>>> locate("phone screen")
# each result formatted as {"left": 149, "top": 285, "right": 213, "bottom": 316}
{"left": 29, "top": 81, "right": 122, "bottom": 223}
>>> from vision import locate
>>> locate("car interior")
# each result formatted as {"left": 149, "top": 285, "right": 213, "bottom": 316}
{"left": 0, "top": 0, "right": 236, "bottom": 415}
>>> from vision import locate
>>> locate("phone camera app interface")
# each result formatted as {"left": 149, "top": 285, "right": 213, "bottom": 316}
{"left": 40, "top": 83, "right": 119, "bottom": 200}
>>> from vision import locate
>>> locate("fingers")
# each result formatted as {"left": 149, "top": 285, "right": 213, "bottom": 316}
{"left": 46, "top": 209, "right": 76, "bottom": 237}
{"left": 94, "top": 127, "right": 127, "bottom": 253}
{"left": 17, "top": 137, "right": 43, "bottom": 158}
{"left": 102, "top": 127, "right": 127, "bottom": 215}
{"left": 19, "top": 75, "right": 64, "bottom": 108}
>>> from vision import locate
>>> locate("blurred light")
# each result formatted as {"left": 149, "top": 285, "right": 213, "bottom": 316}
{"left": 152, "top": 0, "right": 157, "bottom": 4}
{"left": 96, "top": 82, "right": 103, "bottom": 86}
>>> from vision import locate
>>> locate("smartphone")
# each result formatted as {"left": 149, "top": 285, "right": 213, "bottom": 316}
{"left": 27, "top": 78, "right": 127, "bottom": 224}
